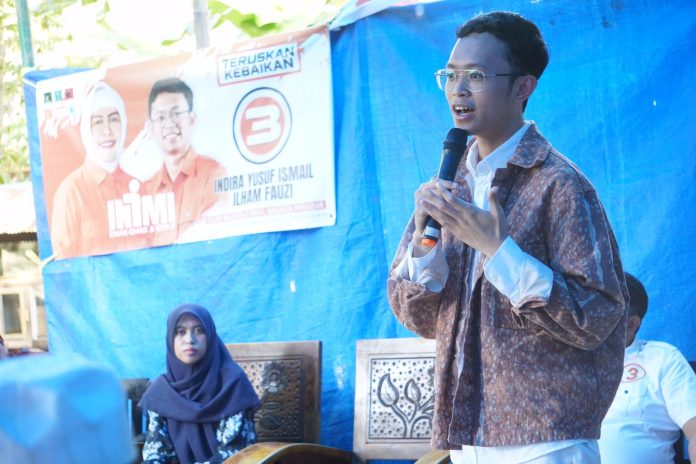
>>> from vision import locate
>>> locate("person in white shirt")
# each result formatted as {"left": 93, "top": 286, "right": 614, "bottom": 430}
{"left": 599, "top": 273, "right": 696, "bottom": 463}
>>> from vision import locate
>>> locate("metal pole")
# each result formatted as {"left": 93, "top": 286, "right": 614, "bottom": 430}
{"left": 15, "top": 0, "right": 35, "bottom": 67}
{"left": 192, "top": 0, "right": 210, "bottom": 49}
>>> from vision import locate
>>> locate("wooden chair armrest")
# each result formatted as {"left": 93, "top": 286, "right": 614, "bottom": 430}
{"left": 223, "top": 442, "right": 352, "bottom": 464}
{"left": 415, "top": 449, "right": 450, "bottom": 464}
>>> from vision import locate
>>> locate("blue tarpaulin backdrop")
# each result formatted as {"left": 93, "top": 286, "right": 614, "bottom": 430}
{"left": 24, "top": 0, "right": 696, "bottom": 456}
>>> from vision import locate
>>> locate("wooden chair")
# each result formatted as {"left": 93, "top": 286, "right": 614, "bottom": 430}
{"left": 120, "top": 377, "right": 150, "bottom": 462}
{"left": 224, "top": 340, "right": 351, "bottom": 463}
{"left": 224, "top": 338, "right": 448, "bottom": 464}
{"left": 353, "top": 338, "right": 448, "bottom": 464}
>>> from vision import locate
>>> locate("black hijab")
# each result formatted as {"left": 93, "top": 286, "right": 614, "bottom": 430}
{"left": 140, "top": 304, "right": 259, "bottom": 463}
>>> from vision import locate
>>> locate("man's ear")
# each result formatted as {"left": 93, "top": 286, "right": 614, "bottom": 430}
{"left": 515, "top": 75, "right": 538, "bottom": 103}
{"left": 626, "top": 314, "right": 642, "bottom": 338}
{"left": 189, "top": 111, "right": 196, "bottom": 127}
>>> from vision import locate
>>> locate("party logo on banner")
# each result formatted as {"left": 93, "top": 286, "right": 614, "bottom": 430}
{"left": 233, "top": 87, "right": 292, "bottom": 164}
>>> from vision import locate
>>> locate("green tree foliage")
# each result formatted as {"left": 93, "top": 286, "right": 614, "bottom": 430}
{"left": 1, "top": 0, "right": 108, "bottom": 184}
{"left": 1, "top": 0, "right": 30, "bottom": 183}
{"left": 0, "top": 0, "right": 348, "bottom": 184}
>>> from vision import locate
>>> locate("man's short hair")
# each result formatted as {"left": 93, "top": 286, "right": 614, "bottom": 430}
{"left": 456, "top": 11, "right": 549, "bottom": 80}
{"left": 625, "top": 272, "right": 648, "bottom": 320}
{"left": 148, "top": 77, "right": 193, "bottom": 116}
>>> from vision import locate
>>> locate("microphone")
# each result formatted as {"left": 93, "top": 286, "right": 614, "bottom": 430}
{"left": 421, "top": 128, "right": 468, "bottom": 247}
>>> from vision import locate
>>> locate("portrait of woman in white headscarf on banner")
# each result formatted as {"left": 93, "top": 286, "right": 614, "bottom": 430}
{"left": 50, "top": 81, "right": 135, "bottom": 259}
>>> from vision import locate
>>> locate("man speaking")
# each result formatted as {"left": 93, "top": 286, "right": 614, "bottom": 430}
{"left": 387, "top": 11, "right": 627, "bottom": 464}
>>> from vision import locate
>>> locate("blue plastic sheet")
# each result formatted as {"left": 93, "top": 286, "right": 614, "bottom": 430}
{"left": 24, "top": 0, "right": 696, "bottom": 456}
{"left": 0, "top": 354, "right": 133, "bottom": 464}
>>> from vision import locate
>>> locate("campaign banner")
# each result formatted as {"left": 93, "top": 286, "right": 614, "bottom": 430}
{"left": 36, "top": 26, "right": 335, "bottom": 260}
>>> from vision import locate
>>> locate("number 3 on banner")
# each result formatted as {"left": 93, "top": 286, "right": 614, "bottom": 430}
{"left": 234, "top": 87, "right": 293, "bottom": 164}
{"left": 246, "top": 105, "right": 281, "bottom": 146}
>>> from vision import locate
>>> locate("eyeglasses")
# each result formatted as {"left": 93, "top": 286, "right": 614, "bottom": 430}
{"left": 434, "top": 69, "right": 525, "bottom": 93}
{"left": 150, "top": 109, "right": 190, "bottom": 126}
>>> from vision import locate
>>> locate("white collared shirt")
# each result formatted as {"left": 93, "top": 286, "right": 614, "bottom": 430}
{"left": 598, "top": 339, "right": 696, "bottom": 464}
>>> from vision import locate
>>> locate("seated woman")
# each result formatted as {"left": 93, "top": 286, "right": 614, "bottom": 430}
{"left": 140, "top": 304, "right": 260, "bottom": 464}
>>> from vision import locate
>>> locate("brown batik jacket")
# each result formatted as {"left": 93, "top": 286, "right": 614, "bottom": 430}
{"left": 387, "top": 123, "right": 628, "bottom": 449}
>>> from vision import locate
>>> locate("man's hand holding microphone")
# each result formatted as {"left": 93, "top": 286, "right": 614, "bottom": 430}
{"left": 413, "top": 128, "right": 509, "bottom": 258}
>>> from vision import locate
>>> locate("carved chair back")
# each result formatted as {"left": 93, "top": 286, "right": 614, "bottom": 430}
{"left": 226, "top": 340, "right": 322, "bottom": 444}
{"left": 353, "top": 338, "right": 437, "bottom": 462}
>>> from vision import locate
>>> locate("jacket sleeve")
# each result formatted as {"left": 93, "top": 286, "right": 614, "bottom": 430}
{"left": 386, "top": 217, "right": 444, "bottom": 339}
{"left": 514, "top": 189, "right": 627, "bottom": 350}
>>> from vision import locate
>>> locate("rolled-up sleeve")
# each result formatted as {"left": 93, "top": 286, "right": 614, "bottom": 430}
{"left": 484, "top": 236, "right": 553, "bottom": 306}
{"left": 387, "top": 218, "right": 446, "bottom": 339}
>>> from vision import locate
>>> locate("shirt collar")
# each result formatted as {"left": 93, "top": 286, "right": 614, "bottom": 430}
{"left": 466, "top": 121, "right": 532, "bottom": 178}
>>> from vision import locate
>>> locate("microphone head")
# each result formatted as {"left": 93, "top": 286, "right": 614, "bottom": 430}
{"left": 443, "top": 128, "right": 468, "bottom": 147}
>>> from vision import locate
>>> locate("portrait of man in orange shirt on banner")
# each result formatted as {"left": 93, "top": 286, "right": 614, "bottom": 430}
{"left": 142, "top": 77, "right": 227, "bottom": 247}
